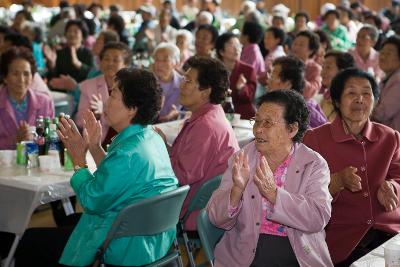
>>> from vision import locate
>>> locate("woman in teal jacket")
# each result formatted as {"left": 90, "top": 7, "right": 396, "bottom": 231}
{"left": 14, "top": 68, "right": 178, "bottom": 267}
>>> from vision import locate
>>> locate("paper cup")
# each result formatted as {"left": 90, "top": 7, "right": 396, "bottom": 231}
{"left": 232, "top": 113, "right": 241, "bottom": 126}
{"left": 385, "top": 240, "right": 400, "bottom": 267}
{"left": 39, "top": 155, "right": 61, "bottom": 172}
{"left": 0, "top": 150, "right": 16, "bottom": 167}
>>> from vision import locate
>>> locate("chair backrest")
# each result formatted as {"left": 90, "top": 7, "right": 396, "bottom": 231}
{"left": 181, "top": 175, "right": 222, "bottom": 223}
{"left": 196, "top": 209, "right": 225, "bottom": 263}
{"left": 106, "top": 185, "right": 190, "bottom": 240}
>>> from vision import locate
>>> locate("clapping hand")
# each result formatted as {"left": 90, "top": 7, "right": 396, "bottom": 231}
{"left": 15, "top": 121, "right": 30, "bottom": 143}
{"left": 90, "top": 94, "right": 103, "bottom": 117}
{"left": 254, "top": 156, "right": 277, "bottom": 204}
{"left": 57, "top": 117, "right": 87, "bottom": 166}
{"left": 236, "top": 74, "right": 247, "bottom": 91}
{"left": 230, "top": 150, "right": 250, "bottom": 207}
{"left": 336, "top": 166, "right": 362, "bottom": 192}
{"left": 49, "top": 74, "right": 77, "bottom": 91}
{"left": 70, "top": 46, "right": 82, "bottom": 69}
{"left": 43, "top": 44, "right": 56, "bottom": 69}
{"left": 377, "top": 181, "right": 398, "bottom": 212}
{"left": 82, "top": 110, "right": 102, "bottom": 150}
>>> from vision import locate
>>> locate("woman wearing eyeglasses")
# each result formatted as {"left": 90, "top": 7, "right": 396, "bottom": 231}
{"left": 207, "top": 90, "right": 333, "bottom": 267}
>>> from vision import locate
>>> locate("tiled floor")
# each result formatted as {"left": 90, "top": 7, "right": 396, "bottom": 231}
{"left": 28, "top": 205, "right": 209, "bottom": 267}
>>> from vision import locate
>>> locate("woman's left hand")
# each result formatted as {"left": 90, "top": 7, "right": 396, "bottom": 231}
{"left": 57, "top": 117, "right": 88, "bottom": 166}
{"left": 70, "top": 46, "right": 82, "bottom": 69}
{"left": 236, "top": 74, "right": 247, "bottom": 91}
{"left": 254, "top": 156, "right": 278, "bottom": 204}
{"left": 377, "top": 181, "right": 398, "bottom": 212}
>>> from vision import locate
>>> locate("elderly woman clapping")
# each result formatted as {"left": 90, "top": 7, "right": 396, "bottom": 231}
{"left": 207, "top": 90, "right": 333, "bottom": 267}
{"left": 304, "top": 68, "right": 400, "bottom": 266}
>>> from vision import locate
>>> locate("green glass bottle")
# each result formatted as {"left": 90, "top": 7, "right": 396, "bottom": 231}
{"left": 64, "top": 148, "right": 74, "bottom": 171}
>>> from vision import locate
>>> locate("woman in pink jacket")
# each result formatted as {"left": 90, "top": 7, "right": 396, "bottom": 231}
{"left": 372, "top": 35, "right": 400, "bottom": 132}
{"left": 75, "top": 42, "right": 131, "bottom": 147}
{"left": 0, "top": 47, "right": 54, "bottom": 149}
{"left": 207, "top": 90, "right": 333, "bottom": 267}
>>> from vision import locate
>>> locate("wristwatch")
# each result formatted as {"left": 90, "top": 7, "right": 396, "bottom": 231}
{"left": 74, "top": 163, "right": 88, "bottom": 172}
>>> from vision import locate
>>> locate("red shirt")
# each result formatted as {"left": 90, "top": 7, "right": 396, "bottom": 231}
{"left": 170, "top": 103, "right": 239, "bottom": 230}
{"left": 303, "top": 117, "right": 400, "bottom": 264}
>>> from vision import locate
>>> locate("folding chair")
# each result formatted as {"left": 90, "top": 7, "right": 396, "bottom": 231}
{"left": 179, "top": 175, "right": 222, "bottom": 267}
{"left": 196, "top": 209, "right": 225, "bottom": 267}
{"left": 93, "top": 185, "right": 190, "bottom": 267}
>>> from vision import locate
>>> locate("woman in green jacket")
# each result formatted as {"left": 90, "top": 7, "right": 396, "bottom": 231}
{"left": 14, "top": 68, "right": 178, "bottom": 267}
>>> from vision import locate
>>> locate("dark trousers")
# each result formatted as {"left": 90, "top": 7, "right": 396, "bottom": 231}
{"left": 335, "top": 228, "right": 395, "bottom": 267}
{"left": 0, "top": 213, "right": 81, "bottom": 267}
{"left": 50, "top": 197, "right": 79, "bottom": 227}
{"left": 250, "top": 234, "right": 300, "bottom": 267}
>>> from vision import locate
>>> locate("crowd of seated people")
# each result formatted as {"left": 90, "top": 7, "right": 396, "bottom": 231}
{"left": 0, "top": 0, "right": 399, "bottom": 266}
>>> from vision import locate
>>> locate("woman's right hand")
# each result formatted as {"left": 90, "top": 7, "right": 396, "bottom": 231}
{"left": 43, "top": 44, "right": 56, "bottom": 69}
{"left": 232, "top": 150, "right": 250, "bottom": 191}
{"left": 82, "top": 110, "right": 102, "bottom": 150}
{"left": 335, "top": 166, "right": 362, "bottom": 192}
{"left": 230, "top": 151, "right": 250, "bottom": 207}
{"left": 15, "top": 121, "right": 30, "bottom": 143}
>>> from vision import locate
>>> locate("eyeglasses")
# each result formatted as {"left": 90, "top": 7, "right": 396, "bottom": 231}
{"left": 249, "top": 117, "right": 285, "bottom": 128}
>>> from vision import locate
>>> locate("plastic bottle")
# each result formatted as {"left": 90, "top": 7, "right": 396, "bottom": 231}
{"left": 222, "top": 89, "right": 235, "bottom": 123}
{"left": 36, "top": 116, "right": 46, "bottom": 155}
{"left": 26, "top": 126, "right": 39, "bottom": 168}
{"left": 47, "top": 124, "right": 61, "bottom": 157}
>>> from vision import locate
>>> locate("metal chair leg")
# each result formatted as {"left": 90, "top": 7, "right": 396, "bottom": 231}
{"left": 182, "top": 231, "right": 196, "bottom": 267}
{"left": 174, "top": 238, "right": 184, "bottom": 267}
{"left": 2, "top": 235, "right": 20, "bottom": 267}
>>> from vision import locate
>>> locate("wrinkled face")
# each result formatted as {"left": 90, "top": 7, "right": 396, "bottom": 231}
{"left": 264, "top": 31, "right": 280, "bottom": 51}
{"left": 291, "top": 35, "right": 311, "bottom": 61}
{"left": 339, "top": 9, "right": 349, "bottom": 24}
{"left": 195, "top": 29, "right": 214, "bottom": 56}
{"left": 14, "top": 13, "right": 26, "bottom": 26}
{"left": 100, "top": 49, "right": 126, "bottom": 79}
{"left": 379, "top": 43, "right": 400, "bottom": 74}
{"left": 176, "top": 35, "right": 188, "bottom": 51}
{"left": 295, "top": 16, "right": 307, "bottom": 31}
{"left": 4, "top": 58, "right": 33, "bottom": 97}
{"left": 179, "top": 68, "right": 210, "bottom": 112}
{"left": 325, "top": 13, "right": 338, "bottom": 30}
{"left": 338, "top": 77, "right": 374, "bottom": 125}
{"left": 66, "top": 24, "right": 83, "bottom": 47}
{"left": 314, "top": 45, "right": 326, "bottom": 66}
{"left": 92, "top": 34, "right": 105, "bottom": 56}
{"left": 253, "top": 102, "right": 296, "bottom": 155}
{"left": 104, "top": 83, "right": 136, "bottom": 132}
{"left": 141, "top": 11, "right": 152, "bottom": 22}
{"left": 153, "top": 48, "right": 175, "bottom": 81}
{"left": 267, "top": 64, "right": 291, "bottom": 91}
{"left": 159, "top": 12, "right": 171, "bottom": 28}
{"left": 356, "top": 28, "right": 374, "bottom": 52}
{"left": 220, "top": 37, "right": 242, "bottom": 62}
{"left": 272, "top": 17, "right": 285, "bottom": 29}
{"left": 321, "top": 56, "right": 339, "bottom": 88}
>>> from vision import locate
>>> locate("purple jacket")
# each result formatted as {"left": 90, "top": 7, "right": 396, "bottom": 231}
{"left": 373, "top": 69, "right": 400, "bottom": 132}
{"left": 207, "top": 142, "right": 333, "bottom": 267}
{"left": 0, "top": 87, "right": 54, "bottom": 149}
{"left": 307, "top": 99, "right": 327, "bottom": 128}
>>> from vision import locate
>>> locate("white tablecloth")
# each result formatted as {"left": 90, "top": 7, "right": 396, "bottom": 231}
{"left": 154, "top": 119, "right": 254, "bottom": 148}
{"left": 350, "top": 233, "right": 400, "bottom": 267}
{"left": 0, "top": 154, "right": 96, "bottom": 267}
{"left": 0, "top": 153, "right": 96, "bottom": 234}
